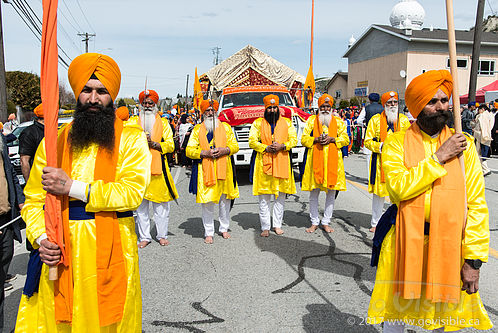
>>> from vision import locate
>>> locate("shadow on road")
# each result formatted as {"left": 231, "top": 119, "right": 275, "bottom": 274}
{"left": 178, "top": 217, "right": 208, "bottom": 239}
{"left": 302, "top": 303, "right": 378, "bottom": 333}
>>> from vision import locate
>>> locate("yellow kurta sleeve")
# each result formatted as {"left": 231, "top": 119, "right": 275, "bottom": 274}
{"left": 461, "top": 134, "right": 489, "bottom": 261}
{"left": 382, "top": 132, "right": 447, "bottom": 204}
{"left": 334, "top": 117, "right": 349, "bottom": 149}
{"left": 186, "top": 124, "right": 201, "bottom": 160}
{"left": 86, "top": 128, "right": 151, "bottom": 212}
{"left": 225, "top": 122, "right": 240, "bottom": 155}
{"left": 249, "top": 118, "right": 267, "bottom": 153}
{"left": 300, "top": 116, "right": 315, "bottom": 148}
{"left": 365, "top": 114, "right": 382, "bottom": 153}
{"left": 159, "top": 118, "right": 174, "bottom": 154}
{"left": 283, "top": 118, "right": 297, "bottom": 150}
{"left": 21, "top": 139, "right": 49, "bottom": 247}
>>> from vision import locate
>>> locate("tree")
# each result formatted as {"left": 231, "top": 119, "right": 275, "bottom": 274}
{"left": 7, "top": 100, "right": 16, "bottom": 114}
{"left": 339, "top": 99, "right": 350, "bottom": 109}
{"left": 349, "top": 97, "right": 362, "bottom": 107}
{"left": 59, "top": 82, "right": 76, "bottom": 109}
{"left": 6, "top": 71, "right": 41, "bottom": 110}
{"left": 117, "top": 98, "right": 126, "bottom": 107}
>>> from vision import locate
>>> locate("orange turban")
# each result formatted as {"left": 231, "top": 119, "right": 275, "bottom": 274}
{"left": 0, "top": 122, "right": 3, "bottom": 130}
{"left": 263, "top": 94, "right": 279, "bottom": 108}
{"left": 115, "top": 106, "right": 129, "bottom": 121}
{"left": 318, "top": 94, "right": 334, "bottom": 108}
{"left": 405, "top": 70, "right": 453, "bottom": 118}
{"left": 34, "top": 104, "right": 43, "bottom": 118}
{"left": 68, "top": 53, "right": 121, "bottom": 101}
{"left": 381, "top": 91, "right": 398, "bottom": 107}
{"left": 139, "top": 89, "right": 159, "bottom": 104}
{"left": 494, "top": 102, "right": 498, "bottom": 109}
{"left": 199, "top": 99, "right": 219, "bottom": 115}
{"left": 8, "top": 113, "right": 15, "bottom": 121}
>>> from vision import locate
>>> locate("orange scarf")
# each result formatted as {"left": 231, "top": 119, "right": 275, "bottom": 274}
{"left": 394, "top": 123, "right": 465, "bottom": 303}
{"left": 261, "top": 117, "right": 289, "bottom": 179}
{"left": 312, "top": 115, "right": 338, "bottom": 188}
{"left": 198, "top": 122, "right": 228, "bottom": 186}
{"left": 378, "top": 111, "right": 399, "bottom": 183}
{"left": 55, "top": 119, "right": 127, "bottom": 326}
{"left": 137, "top": 114, "right": 163, "bottom": 175}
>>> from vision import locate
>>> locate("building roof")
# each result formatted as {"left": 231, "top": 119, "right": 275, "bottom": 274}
{"left": 325, "top": 72, "right": 348, "bottom": 91}
{"left": 344, "top": 24, "right": 498, "bottom": 57}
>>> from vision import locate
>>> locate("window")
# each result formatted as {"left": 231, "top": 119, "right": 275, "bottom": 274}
{"left": 335, "top": 90, "right": 342, "bottom": 98}
{"left": 478, "top": 60, "right": 495, "bottom": 76}
{"left": 446, "top": 58, "right": 468, "bottom": 69}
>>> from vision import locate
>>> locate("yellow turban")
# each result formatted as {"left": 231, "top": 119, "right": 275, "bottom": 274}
{"left": 68, "top": 53, "right": 121, "bottom": 101}
{"left": 318, "top": 94, "right": 334, "bottom": 108}
{"left": 405, "top": 70, "right": 453, "bottom": 118}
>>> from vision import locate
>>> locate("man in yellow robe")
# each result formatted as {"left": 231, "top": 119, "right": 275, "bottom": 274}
{"left": 131, "top": 89, "right": 178, "bottom": 248}
{"left": 364, "top": 91, "right": 411, "bottom": 232}
{"left": 186, "top": 100, "right": 239, "bottom": 244}
{"left": 16, "top": 53, "right": 151, "bottom": 332}
{"left": 368, "top": 70, "right": 492, "bottom": 332}
{"left": 249, "top": 95, "right": 297, "bottom": 237}
{"left": 300, "top": 94, "right": 349, "bottom": 233}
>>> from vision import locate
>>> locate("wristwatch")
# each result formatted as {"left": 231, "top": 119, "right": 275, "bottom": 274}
{"left": 465, "top": 259, "right": 483, "bottom": 269}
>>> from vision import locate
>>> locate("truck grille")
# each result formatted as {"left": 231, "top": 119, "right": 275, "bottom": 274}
{"left": 235, "top": 128, "right": 250, "bottom": 142}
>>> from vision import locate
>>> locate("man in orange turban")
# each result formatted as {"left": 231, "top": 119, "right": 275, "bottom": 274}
{"left": 249, "top": 94, "right": 297, "bottom": 237}
{"left": 131, "top": 89, "right": 178, "bottom": 248}
{"left": 300, "top": 94, "right": 349, "bottom": 233}
{"left": 368, "top": 70, "right": 491, "bottom": 332}
{"left": 16, "top": 53, "right": 151, "bottom": 332}
{"left": 19, "top": 103, "right": 45, "bottom": 183}
{"left": 364, "top": 91, "right": 410, "bottom": 232}
{"left": 186, "top": 100, "right": 239, "bottom": 244}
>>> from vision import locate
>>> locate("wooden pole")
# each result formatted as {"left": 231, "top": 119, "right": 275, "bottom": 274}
{"left": 445, "top": 0, "right": 462, "bottom": 133}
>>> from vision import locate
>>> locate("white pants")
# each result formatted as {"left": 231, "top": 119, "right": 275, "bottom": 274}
{"left": 384, "top": 321, "right": 450, "bottom": 332}
{"left": 364, "top": 147, "right": 372, "bottom": 180}
{"left": 309, "top": 189, "right": 336, "bottom": 226}
{"left": 258, "top": 193, "right": 286, "bottom": 231}
{"left": 136, "top": 199, "right": 170, "bottom": 241}
{"left": 371, "top": 194, "right": 385, "bottom": 228}
{"left": 201, "top": 194, "right": 231, "bottom": 237}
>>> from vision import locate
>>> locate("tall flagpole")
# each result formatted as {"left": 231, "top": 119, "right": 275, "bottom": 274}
{"left": 310, "top": 0, "right": 314, "bottom": 68}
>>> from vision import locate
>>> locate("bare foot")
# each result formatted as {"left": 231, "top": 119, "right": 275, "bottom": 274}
{"left": 260, "top": 230, "right": 270, "bottom": 237}
{"left": 221, "top": 232, "right": 230, "bottom": 239}
{"left": 273, "top": 228, "right": 284, "bottom": 235}
{"left": 204, "top": 236, "right": 214, "bottom": 244}
{"left": 322, "top": 225, "right": 334, "bottom": 233}
{"left": 369, "top": 227, "right": 376, "bottom": 233}
{"left": 138, "top": 240, "right": 150, "bottom": 249}
{"left": 159, "top": 238, "right": 169, "bottom": 246}
{"left": 306, "top": 225, "right": 319, "bottom": 233}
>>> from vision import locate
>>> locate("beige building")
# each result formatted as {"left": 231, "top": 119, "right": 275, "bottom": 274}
{"left": 325, "top": 72, "right": 348, "bottom": 106}
{"left": 340, "top": 0, "right": 498, "bottom": 107}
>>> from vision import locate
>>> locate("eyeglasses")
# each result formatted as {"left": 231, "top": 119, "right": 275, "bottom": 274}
{"left": 385, "top": 101, "right": 398, "bottom": 107}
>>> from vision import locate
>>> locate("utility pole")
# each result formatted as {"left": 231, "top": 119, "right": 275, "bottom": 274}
{"left": 0, "top": 0, "right": 8, "bottom": 122}
{"left": 212, "top": 47, "right": 221, "bottom": 66}
{"left": 468, "top": 0, "right": 485, "bottom": 103}
{"left": 78, "top": 32, "right": 96, "bottom": 53}
{"left": 184, "top": 74, "right": 189, "bottom": 110}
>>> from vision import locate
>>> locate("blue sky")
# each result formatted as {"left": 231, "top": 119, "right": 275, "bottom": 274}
{"left": 2, "top": 0, "right": 495, "bottom": 99}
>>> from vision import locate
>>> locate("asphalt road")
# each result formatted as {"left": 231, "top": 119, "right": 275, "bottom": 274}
{"left": 4, "top": 152, "right": 498, "bottom": 333}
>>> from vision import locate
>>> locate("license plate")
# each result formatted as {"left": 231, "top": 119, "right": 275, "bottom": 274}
{"left": 17, "top": 175, "right": 25, "bottom": 185}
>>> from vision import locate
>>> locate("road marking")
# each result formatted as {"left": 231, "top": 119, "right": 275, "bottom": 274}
{"left": 490, "top": 248, "right": 498, "bottom": 259}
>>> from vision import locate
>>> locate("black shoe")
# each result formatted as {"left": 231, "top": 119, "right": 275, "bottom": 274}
{"left": 5, "top": 273, "right": 16, "bottom": 283}
{"left": 4, "top": 282, "right": 13, "bottom": 291}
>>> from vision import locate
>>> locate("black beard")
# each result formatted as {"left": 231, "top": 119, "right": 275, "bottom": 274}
{"left": 416, "top": 109, "right": 452, "bottom": 136}
{"left": 264, "top": 109, "right": 280, "bottom": 125}
{"left": 69, "top": 100, "right": 116, "bottom": 152}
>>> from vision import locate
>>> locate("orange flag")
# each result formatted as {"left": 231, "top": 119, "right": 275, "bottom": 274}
{"left": 193, "top": 67, "right": 203, "bottom": 110}
{"left": 41, "top": 0, "right": 67, "bottom": 279}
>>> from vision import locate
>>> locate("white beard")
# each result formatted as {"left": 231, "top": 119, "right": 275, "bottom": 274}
{"left": 139, "top": 105, "right": 158, "bottom": 133}
{"left": 318, "top": 111, "right": 332, "bottom": 127}
{"left": 203, "top": 115, "right": 219, "bottom": 133}
{"left": 385, "top": 106, "right": 398, "bottom": 125}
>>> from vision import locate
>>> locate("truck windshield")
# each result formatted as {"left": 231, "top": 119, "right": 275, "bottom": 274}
{"left": 222, "top": 92, "right": 294, "bottom": 108}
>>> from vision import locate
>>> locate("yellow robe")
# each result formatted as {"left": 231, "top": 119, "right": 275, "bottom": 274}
{"left": 249, "top": 117, "right": 297, "bottom": 196}
{"left": 16, "top": 126, "right": 151, "bottom": 333}
{"left": 185, "top": 122, "right": 240, "bottom": 204}
{"left": 300, "top": 115, "right": 349, "bottom": 192}
{"left": 130, "top": 116, "right": 178, "bottom": 203}
{"left": 364, "top": 113, "right": 411, "bottom": 197}
{"left": 367, "top": 129, "right": 492, "bottom": 331}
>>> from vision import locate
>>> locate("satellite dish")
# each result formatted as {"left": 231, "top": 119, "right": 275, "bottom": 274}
{"left": 400, "top": 70, "right": 407, "bottom": 78}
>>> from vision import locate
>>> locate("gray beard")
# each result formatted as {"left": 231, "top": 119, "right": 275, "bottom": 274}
{"left": 385, "top": 107, "right": 398, "bottom": 125}
{"left": 203, "top": 115, "right": 218, "bottom": 133}
{"left": 139, "top": 106, "right": 158, "bottom": 133}
{"left": 319, "top": 112, "right": 332, "bottom": 127}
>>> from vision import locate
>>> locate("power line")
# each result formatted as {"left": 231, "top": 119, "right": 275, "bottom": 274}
{"left": 60, "top": 0, "right": 84, "bottom": 32}
{"left": 75, "top": 0, "right": 95, "bottom": 33}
